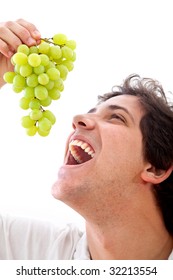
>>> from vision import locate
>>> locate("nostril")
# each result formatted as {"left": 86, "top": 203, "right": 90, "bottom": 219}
{"left": 72, "top": 121, "right": 86, "bottom": 129}
{"left": 78, "top": 121, "right": 86, "bottom": 126}
{"left": 72, "top": 114, "right": 95, "bottom": 130}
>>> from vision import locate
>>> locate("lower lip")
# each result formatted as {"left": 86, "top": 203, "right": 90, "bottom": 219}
{"left": 63, "top": 162, "right": 88, "bottom": 168}
{"left": 57, "top": 158, "right": 94, "bottom": 183}
{"left": 57, "top": 162, "right": 86, "bottom": 180}
{"left": 64, "top": 157, "right": 94, "bottom": 168}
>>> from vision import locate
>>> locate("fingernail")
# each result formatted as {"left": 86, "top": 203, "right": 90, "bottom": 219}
{"left": 27, "top": 37, "right": 36, "bottom": 45}
{"left": 8, "top": 51, "right": 14, "bottom": 57}
{"left": 32, "top": 30, "right": 41, "bottom": 39}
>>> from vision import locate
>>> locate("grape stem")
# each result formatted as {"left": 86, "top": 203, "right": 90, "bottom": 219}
{"left": 41, "top": 38, "right": 53, "bottom": 43}
{"left": 40, "top": 105, "right": 45, "bottom": 112}
{"left": 40, "top": 38, "right": 65, "bottom": 47}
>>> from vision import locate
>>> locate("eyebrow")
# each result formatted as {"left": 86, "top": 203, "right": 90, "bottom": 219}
{"left": 88, "top": 104, "right": 135, "bottom": 123}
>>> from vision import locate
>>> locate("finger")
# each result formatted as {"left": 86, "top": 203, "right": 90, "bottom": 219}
{"left": 0, "top": 19, "right": 41, "bottom": 58}
{"left": 4, "top": 20, "right": 38, "bottom": 47}
{"left": 0, "top": 38, "right": 14, "bottom": 58}
{"left": 0, "top": 24, "right": 22, "bottom": 47}
{"left": 16, "top": 18, "right": 41, "bottom": 40}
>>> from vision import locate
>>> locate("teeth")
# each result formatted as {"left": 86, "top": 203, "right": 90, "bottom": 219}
{"left": 69, "top": 139, "right": 95, "bottom": 162}
{"left": 70, "top": 149, "right": 83, "bottom": 163}
{"left": 81, "top": 143, "right": 88, "bottom": 149}
{"left": 85, "top": 147, "right": 90, "bottom": 153}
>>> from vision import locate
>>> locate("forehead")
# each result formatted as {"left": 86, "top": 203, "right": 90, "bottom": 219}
{"left": 97, "top": 94, "right": 142, "bottom": 111}
{"left": 92, "top": 94, "right": 144, "bottom": 123}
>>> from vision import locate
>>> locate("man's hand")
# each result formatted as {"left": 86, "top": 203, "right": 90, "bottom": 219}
{"left": 0, "top": 19, "right": 41, "bottom": 88}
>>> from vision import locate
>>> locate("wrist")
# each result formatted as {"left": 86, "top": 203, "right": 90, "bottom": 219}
{"left": 0, "top": 77, "right": 5, "bottom": 88}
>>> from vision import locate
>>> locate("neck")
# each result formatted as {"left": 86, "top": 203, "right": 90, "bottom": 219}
{"left": 85, "top": 195, "right": 173, "bottom": 260}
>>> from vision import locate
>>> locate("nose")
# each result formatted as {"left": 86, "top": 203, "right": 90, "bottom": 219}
{"left": 72, "top": 114, "right": 96, "bottom": 130}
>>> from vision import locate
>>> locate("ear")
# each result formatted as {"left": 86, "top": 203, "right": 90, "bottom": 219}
{"left": 141, "top": 164, "right": 173, "bottom": 184}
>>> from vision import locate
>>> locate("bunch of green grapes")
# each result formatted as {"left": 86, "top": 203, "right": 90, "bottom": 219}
{"left": 3, "top": 33, "right": 76, "bottom": 136}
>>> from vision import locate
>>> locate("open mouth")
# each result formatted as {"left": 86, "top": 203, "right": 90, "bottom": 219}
{"left": 66, "top": 139, "right": 95, "bottom": 165}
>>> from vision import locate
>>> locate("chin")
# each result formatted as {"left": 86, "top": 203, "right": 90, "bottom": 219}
{"left": 51, "top": 176, "right": 76, "bottom": 201}
{"left": 51, "top": 182, "right": 59, "bottom": 199}
{"left": 51, "top": 179, "right": 67, "bottom": 200}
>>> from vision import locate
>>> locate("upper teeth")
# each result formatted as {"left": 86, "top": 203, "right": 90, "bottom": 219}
{"left": 69, "top": 139, "right": 95, "bottom": 163}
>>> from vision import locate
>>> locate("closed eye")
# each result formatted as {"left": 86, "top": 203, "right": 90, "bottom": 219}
{"left": 110, "top": 114, "right": 126, "bottom": 123}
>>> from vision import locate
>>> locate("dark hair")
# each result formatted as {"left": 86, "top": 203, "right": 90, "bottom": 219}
{"left": 98, "top": 74, "right": 173, "bottom": 234}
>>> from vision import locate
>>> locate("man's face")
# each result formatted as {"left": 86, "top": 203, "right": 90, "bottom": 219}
{"left": 52, "top": 95, "right": 147, "bottom": 215}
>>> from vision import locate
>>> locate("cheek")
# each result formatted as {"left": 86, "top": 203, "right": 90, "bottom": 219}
{"left": 100, "top": 131, "right": 144, "bottom": 170}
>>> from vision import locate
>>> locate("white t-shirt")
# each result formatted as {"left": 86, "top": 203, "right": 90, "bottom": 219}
{"left": 0, "top": 215, "right": 90, "bottom": 260}
{"left": 0, "top": 215, "right": 173, "bottom": 260}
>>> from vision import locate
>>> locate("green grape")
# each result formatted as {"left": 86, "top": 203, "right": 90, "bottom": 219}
{"left": 21, "top": 115, "right": 36, "bottom": 128}
{"left": 34, "top": 65, "right": 45, "bottom": 75}
{"left": 71, "top": 51, "right": 76, "bottom": 62}
{"left": 26, "top": 74, "right": 38, "bottom": 87}
{"left": 29, "top": 46, "right": 39, "bottom": 54}
{"left": 12, "top": 52, "right": 28, "bottom": 65}
{"left": 38, "top": 117, "right": 52, "bottom": 132}
{"left": 37, "top": 127, "right": 50, "bottom": 137}
{"left": 62, "top": 60, "right": 74, "bottom": 71}
{"left": 19, "top": 97, "right": 30, "bottom": 110}
{"left": 10, "top": 56, "right": 15, "bottom": 66}
{"left": 13, "top": 74, "right": 26, "bottom": 88}
{"left": 14, "top": 64, "right": 21, "bottom": 74}
{"left": 28, "top": 53, "right": 41, "bottom": 67}
{"left": 47, "top": 68, "right": 60, "bottom": 80}
{"left": 34, "top": 85, "right": 48, "bottom": 100}
{"left": 49, "top": 45, "right": 62, "bottom": 60}
{"left": 38, "top": 41, "right": 50, "bottom": 54}
{"left": 38, "top": 73, "right": 49, "bottom": 85}
{"left": 53, "top": 33, "right": 67, "bottom": 45}
{"left": 39, "top": 54, "right": 49, "bottom": 66}
{"left": 44, "top": 61, "right": 56, "bottom": 71}
{"left": 20, "top": 64, "right": 33, "bottom": 77}
{"left": 26, "top": 125, "right": 38, "bottom": 136}
{"left": 54, "top": 78, "right": 64, "bottom": 91}
{"left": 61, "top": 46, "right": 73, "bottom": 60}
{"left": 17, "top": 44, "right": 30, "bottom": 55}
{"left": 45, "top": 80, "right": 54, "bottom": 90}
{"left": 29, "top": 98, "right": 41, "bottom": 110}
{"left": 3, "top": 32, "right": 76, "bottom": 137}
{"left": 54, "top": 57, "right": 64, "bottom": 64}
{"left": 13, "top": 85, "right": 24, "bottom": 93}
{"left": 43, "top": 110, "right": 56, "bottom": 125}
{"left": 40, "top": 96, "right": 52, "bottom": 106}
{"left": 24, "top": 87, "right": 35, "bottom": 99}
{"left": 56, "top": 64, "right": 68, "bottom": 80}
{"left": 66, "top": 40, "right": 76, "bottom": 50}
{"left": 3, "top": 71, "right": 16, "bottom": 83}
{"left": 48, "top": 88, "right": 61, "bottom": 100}
{"left": 30, "top": 109, "right": 43, "bottom": 120}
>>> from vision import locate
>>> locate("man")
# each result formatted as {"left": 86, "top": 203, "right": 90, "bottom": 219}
{"left": 0, "top": 19, "right": 173, "bottom": 260}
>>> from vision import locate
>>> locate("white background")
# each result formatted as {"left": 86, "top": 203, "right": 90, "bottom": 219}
{"left": 0, "top": 0, "right": 173, "bottom": 230}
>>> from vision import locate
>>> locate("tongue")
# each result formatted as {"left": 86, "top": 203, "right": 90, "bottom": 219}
{"left": 68, "top": 146, "right": 92, "bottom": 165}
{"left": 77, "top": 146, "right": 92, "bottom": 163}
{"left": 67, "top": 153, "right": 79, "bottom": 165}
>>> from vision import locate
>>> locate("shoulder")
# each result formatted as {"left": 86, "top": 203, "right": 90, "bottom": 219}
{"left": 0, "top": 214, "right": 85, "bottom": 259}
